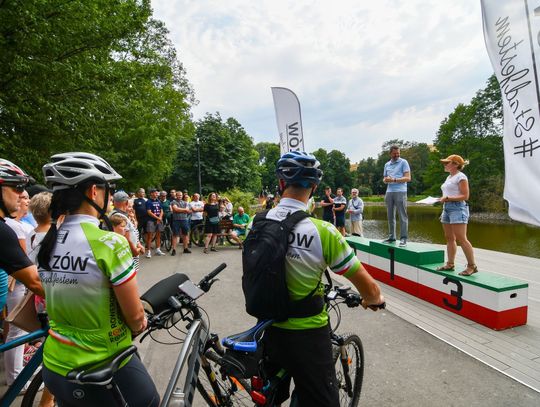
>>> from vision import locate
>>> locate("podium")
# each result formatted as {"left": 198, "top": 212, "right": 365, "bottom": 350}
{"left": 346, "top": 237, "right": 528, "bottom": 330}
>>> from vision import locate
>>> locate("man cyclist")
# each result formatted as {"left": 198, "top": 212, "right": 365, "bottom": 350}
{"left": 0, "top": 159, "right": 45, "bottom": 309}
{"left": 260, "top": 151, "right": 384, "bottom": 407}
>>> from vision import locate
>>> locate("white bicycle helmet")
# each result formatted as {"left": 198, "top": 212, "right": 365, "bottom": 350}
{"left": 43, "top": 152, "right": 122, "bottom": 190}
{"left": 0, "top": 159, "right": 32, "bottom": 185}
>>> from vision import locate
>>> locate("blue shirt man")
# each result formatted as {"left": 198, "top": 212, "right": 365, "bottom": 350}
{"left": 382, "top": 146, "right": 411, "bottom": 246}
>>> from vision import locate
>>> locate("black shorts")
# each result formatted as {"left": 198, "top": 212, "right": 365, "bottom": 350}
{"left": 42, "top": 353, "right": 159, "bottom": 407}
{"left": 263, "top": 325, "right": 339, "bottom": 407}
{"left": 204, "top": 221, "right": 220, "bottom": 234}
{"left": 335, "top": 216, "right": 345, "bottom": 227}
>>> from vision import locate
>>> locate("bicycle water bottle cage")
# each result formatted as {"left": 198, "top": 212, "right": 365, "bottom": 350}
{"left": 66, "top": 346, "right": 138, "bottom": 385}
{"left": 222, "top": 319, "right": 274, "bottom": 353}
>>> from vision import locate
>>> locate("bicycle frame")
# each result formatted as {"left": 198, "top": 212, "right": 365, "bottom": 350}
{"left": 160, "top": 319, "right": 207, "bottom": 407}
{"left": 0, "top": 327, "right": 48, "bottom": 406}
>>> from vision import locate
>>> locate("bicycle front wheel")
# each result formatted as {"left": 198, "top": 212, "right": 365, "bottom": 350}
{"left": 21, "top": 368, "right": 56, "bottom": 407}
{"left": 333, "top": 334, "right": 364, "bottom": 407}
{"left": 197, "top": 351, "right": 252, "bottom": 406}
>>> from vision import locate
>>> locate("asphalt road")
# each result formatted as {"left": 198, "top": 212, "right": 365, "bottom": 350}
{"left": 135, "top": 244, "right": 540, "bottom": 407}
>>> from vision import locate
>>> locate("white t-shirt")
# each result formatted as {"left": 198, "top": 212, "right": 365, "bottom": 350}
{"left": 189, "top": 200, "right": 205, "bottom": 220}
{"left": 441, "top": 172, "right": 468, "bottom": 198}
{"left": 5, "top": 218, "right": 34, "bottom": 240}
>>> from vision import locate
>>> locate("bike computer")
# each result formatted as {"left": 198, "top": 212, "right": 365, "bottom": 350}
{"left": 179, "top": 280, "right": 205, "bottom": 300}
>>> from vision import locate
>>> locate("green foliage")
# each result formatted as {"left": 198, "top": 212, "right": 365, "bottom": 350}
{"left": 221, "top": 188, "right": 259, "bottom": 216}
{"left": 255, "top": 142, "right": 280, "bottom": 192}
{"left": 312, "top": 148, "right": 352, "bottom": 193}
{"left": 357, "top": 186, "right": 372, "bottom": 196}
{"left": 0, "top": 0, "right": 194, "bottom": 189}
{"left": 168, "top": 113, "right": 261, "bottom": 195}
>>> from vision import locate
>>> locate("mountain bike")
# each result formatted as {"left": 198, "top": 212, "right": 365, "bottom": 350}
{"left": 62, "top": 263, "right": 252, "bottom": 407}
{"left": 219, "top": 270, "right": 385, "bottom": 407}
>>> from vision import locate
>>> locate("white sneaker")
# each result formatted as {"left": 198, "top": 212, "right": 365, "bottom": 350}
{"left": 155, "top": 249, "right": 165, "bottom": 256}
{"left": 145, "top": 250, "right": 151, "bottom": 258}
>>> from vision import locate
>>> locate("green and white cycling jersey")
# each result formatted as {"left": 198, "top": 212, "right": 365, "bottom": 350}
{"left": 254, "top": 197, "right": 361, "bottom": 330}
{"left": 38, "top": 214, "right": 135, "bottom": 376}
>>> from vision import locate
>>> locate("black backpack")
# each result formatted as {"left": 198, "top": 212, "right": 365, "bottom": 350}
{"left": 242, "top": 210, "right": 324, "bottom": 322}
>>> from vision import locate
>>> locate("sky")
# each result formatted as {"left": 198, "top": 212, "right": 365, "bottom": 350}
{"left": 151, "top": 0, "right": 494, "bottom": 162}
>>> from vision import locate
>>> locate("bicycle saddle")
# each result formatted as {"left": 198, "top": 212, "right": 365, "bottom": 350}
{"left": 222, "top": 319, "right": 274, "bottom": 353}
{"left": 66, "top": 345, "right": 138, "bottom": 385}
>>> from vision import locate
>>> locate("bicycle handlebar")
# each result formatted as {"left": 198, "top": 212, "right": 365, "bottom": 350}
{"left": 198, "top": 263, "right": 227, "bottom": 292}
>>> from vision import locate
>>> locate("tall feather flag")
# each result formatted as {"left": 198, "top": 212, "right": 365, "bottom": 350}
{"left": 481, "top": 0, "right": 540, "bottom": 226}
{"left": 271, "top": 87, "right": 305, "bottom": 154}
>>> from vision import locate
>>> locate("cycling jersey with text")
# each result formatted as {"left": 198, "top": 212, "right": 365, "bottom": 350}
{"left": 39, "top": 214, "right": 135, "bottom": 376}
{"left": 253, "top": 198, "right": 361, "bottom": 330}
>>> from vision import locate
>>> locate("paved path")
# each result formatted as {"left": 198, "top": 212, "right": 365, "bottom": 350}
{"left": 134, "top": 245, "right": 540, "bottom": 406}
{"left": 3, "top": 243, "right": 540, "bottom": 406}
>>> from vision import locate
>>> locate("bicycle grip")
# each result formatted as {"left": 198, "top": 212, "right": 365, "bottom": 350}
{"left": 207, "top": 263, "right": 227, "bottom": 280}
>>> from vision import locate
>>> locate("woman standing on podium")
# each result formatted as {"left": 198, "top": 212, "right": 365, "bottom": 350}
{"left": 436, "top": 154, "right": 478, "bottom": 276}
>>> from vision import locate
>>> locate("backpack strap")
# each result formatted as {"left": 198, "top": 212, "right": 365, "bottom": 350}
{"left": 281, "top": 210, "right": 325, "bottom": 318}
{"left": 280, "top": 210, "right": 310, "bottom": 231}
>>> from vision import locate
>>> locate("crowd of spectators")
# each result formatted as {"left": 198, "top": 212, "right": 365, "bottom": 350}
{"left": 115, "top": 188, "right": 250, "bottom": 257}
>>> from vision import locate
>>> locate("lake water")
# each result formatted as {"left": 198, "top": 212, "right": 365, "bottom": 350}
{"left": 320, "top": 205, "right": 540, "bottom": 259}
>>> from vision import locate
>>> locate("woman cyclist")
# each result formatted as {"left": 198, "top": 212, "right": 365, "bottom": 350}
{"left": 37, "top": 152, "right": 159, "bottom": 406}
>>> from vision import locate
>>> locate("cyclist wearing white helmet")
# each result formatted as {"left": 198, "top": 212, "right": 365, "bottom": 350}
{"left": 260, "top": 151, "right": 384, "bottom": 407}
{"left": 0, "top": 159, "right": 44, "bottom": 309}
{"left": 37, "top": 152, "right": 159, "bottom": 406}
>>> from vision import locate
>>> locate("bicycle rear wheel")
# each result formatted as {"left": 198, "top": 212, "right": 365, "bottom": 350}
{"left": 196, "top": 351, "right": 252, "bottom": 406}
{"left": 21, "top": 368, "right": 56, "bottom": 407}
{"left": 161, "top": 225, "right": 173, "bottom": 252}
{"left": 332, "top": 333, "right": 364, "bottom": 407}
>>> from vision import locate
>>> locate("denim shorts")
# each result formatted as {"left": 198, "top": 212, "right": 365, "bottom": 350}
{"left": 440, "top": 201, "right": 469, "bottom": 224}
{"left": 172, "top": 219, "right": 190, "bottom": 235}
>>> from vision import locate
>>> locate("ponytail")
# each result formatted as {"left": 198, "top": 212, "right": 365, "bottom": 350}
{"left": 37, "top": 182, "right": 92, "bottom": 270}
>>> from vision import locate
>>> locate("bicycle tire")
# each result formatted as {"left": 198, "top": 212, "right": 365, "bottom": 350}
{"left": 332, "top": 333, "right": 364, "bottom": 407}
{"left": 196, "top": 351, "right": 252, "bottom": 406}
{"left": 190, "top": 223, "right": 206, "bottom": 247}
{"left": 162, "top": 225, "right": 173, "bottom": 252}
{"left": 21, "top": 368, "right": 56, "bottom": 407}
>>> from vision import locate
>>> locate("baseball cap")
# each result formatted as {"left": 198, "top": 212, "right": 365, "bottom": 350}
{"left": 440, "top": 154, "right": 466, "bottom": 166}
{"left": 113, "top": 191, "right": 129, "bottom": 202}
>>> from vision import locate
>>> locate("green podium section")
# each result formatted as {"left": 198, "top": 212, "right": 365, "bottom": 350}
{"left": 420, "top": 263, "right": 529, "bottom": 292}
{"left": 346, "top": 237, "right": 444, "bottom": 267}
{"left": 369, "top": 241, "right": 444, "bottom": 267}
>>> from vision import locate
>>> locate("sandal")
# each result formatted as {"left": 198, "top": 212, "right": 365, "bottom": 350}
{"left": 459, "top": 264, "right": 478, "bottom": 276}
{"left": 436, "top": 263, "right": 454, "bottom": 271}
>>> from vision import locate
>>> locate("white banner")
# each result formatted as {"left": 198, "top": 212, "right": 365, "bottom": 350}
{"left": 481, "top": 0, "right": 540, "bottom": 226}
{"left": 271, "top": 87, "right": 305, "bottom": 154}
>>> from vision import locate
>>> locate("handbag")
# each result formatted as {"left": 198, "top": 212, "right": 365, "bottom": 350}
{"left": 6, "top": 292, "right": 40, "bottom": 332}
{"left": 208, "top": 216, "right": 220, "bottom": 224}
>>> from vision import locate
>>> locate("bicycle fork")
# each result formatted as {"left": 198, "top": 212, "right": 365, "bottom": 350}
{"left": 339, "top": 346, "right": 354, "bottom": 397}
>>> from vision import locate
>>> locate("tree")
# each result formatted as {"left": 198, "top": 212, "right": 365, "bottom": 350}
{"left": 255, "top": 142, "right": 280, "bottom": 193}
{"left": 0, "top": 1, "right": 194, "bottom": 189}
{"left": 168, "top": 113, "right": 261, "bottom": 195}
{"left": 424, "top": 75, "right": 504, "bottom": 211}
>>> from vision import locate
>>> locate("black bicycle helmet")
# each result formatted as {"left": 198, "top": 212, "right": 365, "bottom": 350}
{"left": 43, "top": 152, "right": 121, "bottom": 190}
{"left": 276, "top": 151, "right": 323, "bottom": 188}
{"left": 0, "top": 159, "right": 32, "bottom": 186}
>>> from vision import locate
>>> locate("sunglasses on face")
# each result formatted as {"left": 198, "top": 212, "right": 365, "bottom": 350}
{"left": 3, "top": 183, "right": 27, "bottom": 193}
